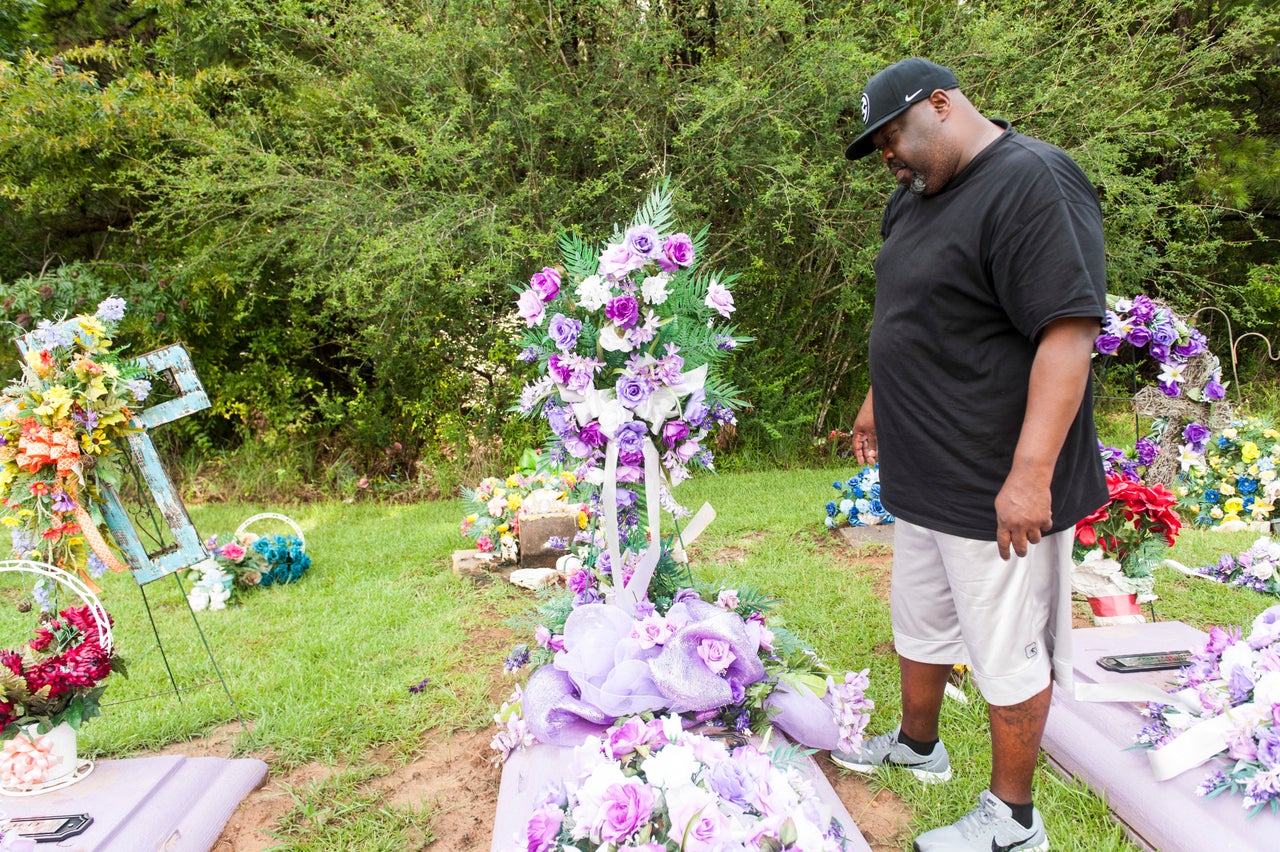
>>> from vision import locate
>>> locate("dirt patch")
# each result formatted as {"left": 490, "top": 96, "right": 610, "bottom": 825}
{"left": 819, "top": 762, "right": 915, "bottom": 851}
{"left": 819, "top": 531, "right": 894, "bottom": 602}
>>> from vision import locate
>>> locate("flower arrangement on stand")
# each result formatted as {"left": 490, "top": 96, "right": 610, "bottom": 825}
{"left": 1188, "top": 536, "right": 1280, "bottom": 597}
{"left": 1135, "top": 605, "right": 1280, "bottom": 816}
{"left": 0, "top": 601, "right": 125, "bottom": 791}
{"left": 512, "top": 181, "right": 747, "bottom": 581}
{"left": 824, "top": 466, "right": 893, "bottom": 529}
{"left": 1072, "top": 473, "right": 1182, "bottom": 624}
{"left": 0, "top": 297, "right": 150, "bottom": 591}
{"left": 1177, "top": 418, "right": 1280, "bottom": 527}
{"left": 507, "top": 715, "right": 852, "bottom": 851}
{"left": 1094, "top": 294, "right": 1226, "bottom": 400}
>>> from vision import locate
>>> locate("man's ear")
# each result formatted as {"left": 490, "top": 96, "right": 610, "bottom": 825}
{"left": 927, "top": 89, "right": 953, "bottom": 119}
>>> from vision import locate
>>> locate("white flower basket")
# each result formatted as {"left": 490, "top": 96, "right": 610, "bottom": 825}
{"left": 234, "top": 512, "right": 305, "bottom": 551}
{"left": 0, "top": 560, "right": 107, "bottom": 794}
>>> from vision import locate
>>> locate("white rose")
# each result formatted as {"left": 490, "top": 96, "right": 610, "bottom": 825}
{"left": 1246, "top": 559, "right": 1277, "bottom": 581}
{"left": 640, "top": 273, "right": 670, "bottom": 305}
{"left": 597, "top": 323, "right": 634, "bottom": 352}
{"left": 1252, "top": 672, "right": 1280, "bottom": 707}
{"left": 574, "top": 274, "right": 612, "bottom": 311}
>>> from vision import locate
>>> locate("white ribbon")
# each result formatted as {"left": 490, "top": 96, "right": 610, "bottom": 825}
{"left": 1074, "top": 680, "right": 1246, "bottom": 781}
{"left": 602, "top": 436, "right": 663, "bottom": 611}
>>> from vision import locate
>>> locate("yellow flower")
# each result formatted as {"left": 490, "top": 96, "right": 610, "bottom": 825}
{"left": 578, "top": 510, "right": 588, "bottom": 529}
{"left": 561, "top": 472, "right": 577, "bottom": 487}
{"left": 1242, "top": 442, "right": 1261, "bottom": 462}
{"left": 1224, "top": 497, "right": 1244, "bottom": 516}
{"left": 466, "top": 513, "right": 479, "bottom": 523}
{"left": 1265, "top": 429, "right": 1280, "bottom": 440}
{"left": 506, "top": 495, "right": 522, "bottom": 511}
{"left": 0, "top": 517, "right": 17, "bottom": 527}
{"left": 82, "top": 430, "right": 111, "bottom": 454}
{"left": 1220, "top": 483, "right": 1236, "bottom": 496}
{"left": 34, "top": 385, "right": 74, "bottom": 420}
{"left": 1251, "top": 501, "right": 1274, "bottom": 520}
{"left": 17, "top": 509, "right": 33, "bottom": 519}
{"left": 497, "top": 523, "right": 509, "bottom": 534}
{"left": 506, "top": 474, "right": 521, "bottom": 488}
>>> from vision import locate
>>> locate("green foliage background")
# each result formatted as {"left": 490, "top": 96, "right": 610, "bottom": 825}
{"left": 2, "top": 0, "right": 1278, "bottom": 482}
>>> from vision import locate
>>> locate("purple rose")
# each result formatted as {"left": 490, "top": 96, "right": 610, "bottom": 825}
{"left": 605, "top": 295, "right": 640, "bottom": 329}
{"left": 672, "top": 588, "right": 701, "bottom": 604}
{"left": 1173, "top": 330, "right": 1207, "bottom": 358}
{"left": 578, "top": 421, "right": 607, "bottom": 448}
{"left": 529, "top": 267, "right": 561, "bottom": 302}
{"left": 707, "top": 758, "right": 755, "bottom": 809}
{"left": 1257, "top": 728, "right": 1280, "bottom": 769}
{"left": 606, "top": 716, "right": 649, "bottom": 759}
{"left": 1125, "top": 326, "right": 1152, "bottom": 348}
{"left": 1204, "top": 376, "right": 1226, "bottom": 400}
{"left": 1249, "top": 605, "right": 1280, "bottom": 649}
{"left": 548, "top": 353, "right": 573, "bottom": 385}
{"left": 1148, "top": 343, "right": 1170, "bottom": 362}
{"left": 683, "top": 388, "right": 710, "bottom": 428}
{"left": 1094, "top": 334, "right": 1123, "bottom": 355}
{"left": 1135, "top": 437, "right": 1159, "bottom": 467}
{"left": 524, "top": 804, "right": 563, "bottom": 852}
{"left": 1150, "top": 318, "right": 1178, "bottom": 347}
{"left": 517, "top": 289, "right": 546, "bottom": 327}
{"left": 1183, "top": 422, "right": 1211, "bottom": 446}
{"left": 615, "top": 422, "right": 647, "bottom": 465}
{"left": 697, "top": 637, "right": 736, "bottom": 674}
{"left": 598, "top": 780, "right": 656, "bottom": 843}
{"left": 546, "top": 403, "right": 576, "bottom": 438}
{"left": 624, "top": 224, "right": 663, "bottom": 259}
{"left": 663, "top": 232, "right": 695, "bottom": 268}
{"left": 616, "top": 374, "right": 652, "bottom": 409}
{"left": 547, "top": 313, "right": 581, "bottom": 352}
{"left": 1129, "top": 295, "right": 1157, "bottom": 322}
{"left": 662, "top": 419, "right": 690, "bottom": 449}
{"left": 569, "top": 567, "right": 594, "bottom": 594}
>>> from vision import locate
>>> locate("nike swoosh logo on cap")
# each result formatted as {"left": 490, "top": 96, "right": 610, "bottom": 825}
{"left": 905, "top": 88, "right": 923, "bottom": 101}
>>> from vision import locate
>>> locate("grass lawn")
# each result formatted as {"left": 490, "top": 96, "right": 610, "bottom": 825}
{"left": 4, "top": 467, "right": 1273, "bottom": 850}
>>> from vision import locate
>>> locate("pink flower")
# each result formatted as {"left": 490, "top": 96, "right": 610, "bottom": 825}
{"left": 704, "top": 280, "right": 735, "bottom": 317}
{"left": 630, "top": 615, "right": 676, "bottom": 650}
{"left": 524, "top": 804, "right": 563, "bottom": 852}
{"left": 597, "top": 779, "right": 656, "bottom": 843}
{"left": 0, "top": 731, "right": 62, "bottom": 788}
{"left": 535, "top": 625, "right": 552, "bottom": 648}
{"left": 716, "top": 589, "right": 740, "bottom": 610}
{"left": 216, "top": 542, "right": 247, "bottom": 562}
{"left": 529, "top": 267, "right": 561, "bottom": 302}
{"left": 605, "top": 716, "right": 648, "bottom": 759}
{"left": 517, "top": 289, "right": 546, "bottom": 327}
{"left": 598, "top": 243, "right": 646, "bottom": 279}
{"left": 697, "top": 638, "right": 736, "bottom": 675}
{"left": 477, "top": 536, "right": 494, "bottom": 553}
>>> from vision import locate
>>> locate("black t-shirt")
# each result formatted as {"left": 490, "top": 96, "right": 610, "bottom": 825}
{"left": 868, "top": 122, "right": 1108, "bottom": 540}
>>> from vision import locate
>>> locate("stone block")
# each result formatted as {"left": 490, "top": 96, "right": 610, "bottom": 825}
{"left": 519, "top": 513, "right": 579, "bottom": 569}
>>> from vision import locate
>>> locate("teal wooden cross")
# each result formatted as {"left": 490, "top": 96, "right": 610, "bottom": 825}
{"left": 14, "top": 335, "right": 212, "bottom": 585}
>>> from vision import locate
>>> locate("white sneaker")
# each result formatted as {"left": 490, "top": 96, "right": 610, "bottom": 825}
{"left": 829, "top": 727, "right": 952, "bottom": 784}
{"left": 913, "top": 790, "right": 1049, "bottom": 851}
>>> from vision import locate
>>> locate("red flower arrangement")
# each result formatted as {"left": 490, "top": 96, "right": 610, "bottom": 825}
{"left": 1074, "top": 473, "right": 1183, "bottom": 579}
{"left": 0, "top": 604, "right": 125, "bottom": 737}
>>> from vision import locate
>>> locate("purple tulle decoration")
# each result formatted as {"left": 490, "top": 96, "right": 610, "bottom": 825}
{"left": 522, "top": 666, "right": 618, "bottom": 746}
{"left": 648, "top": 600, "right": 767, "bottom": 713}
{"left": 765, "top": 680, "right": 839, "bottom": 751}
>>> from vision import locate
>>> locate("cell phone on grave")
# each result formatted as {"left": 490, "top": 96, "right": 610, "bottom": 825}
{"left": 5, "top": 813, "right": 93, "bottom": 842}
{"left": 1096, "top": 650, "right": 1192, "bottom": 673}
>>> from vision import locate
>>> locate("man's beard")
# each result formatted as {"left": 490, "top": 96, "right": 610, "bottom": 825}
{"left": 907, "top": 170, "right": 927, "bottom": 195}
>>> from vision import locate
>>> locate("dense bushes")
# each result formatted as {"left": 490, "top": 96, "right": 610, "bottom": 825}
{"left": 2, "top": 1, "right": 1277, "bottom": 485}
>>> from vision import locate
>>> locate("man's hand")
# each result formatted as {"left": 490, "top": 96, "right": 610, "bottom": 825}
{"left": 853, "top": 388, "right": 876, "bottom": 466}
{"left": 996, "top": 316, "right": 1099, "bottom": 560}
{"left": 995, "top": 471, "right": 1052, "bottom": 560}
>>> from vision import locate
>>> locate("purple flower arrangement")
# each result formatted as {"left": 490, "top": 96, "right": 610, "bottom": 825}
{"left": 1192, "top": 536, "right": 1280, "bottom": 597}
{"left": 1137, "top": 605, "right": 1280, "bottom": 816}
{"left": 513, "top": 182, "right": 746, "bottom": 519}
{"left": 503, "top": 714, "right": 850, "bottom": 851}
{"left": 1095, "top": 294, "right": 1226, "bottom": 400}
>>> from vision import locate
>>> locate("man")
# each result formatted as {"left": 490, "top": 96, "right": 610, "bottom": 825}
{"left": 831, "top": 58, "right": 1108, "bottom": 852}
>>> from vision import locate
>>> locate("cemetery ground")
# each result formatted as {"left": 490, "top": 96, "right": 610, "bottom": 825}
{"left": 36, "top": 468, "right": 1272, "bottom": 850}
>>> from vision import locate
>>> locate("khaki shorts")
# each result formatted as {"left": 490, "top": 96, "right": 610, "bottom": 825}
{"left": 890, "top": 518, "right": 1074, "bottom": 706}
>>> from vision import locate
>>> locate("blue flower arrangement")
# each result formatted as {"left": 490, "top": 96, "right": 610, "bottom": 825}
{"left": 825, "top": 466, "right": 894, "bottom": 528}
{"left": 252, "top": 534, "right": 311, "bottom": 586}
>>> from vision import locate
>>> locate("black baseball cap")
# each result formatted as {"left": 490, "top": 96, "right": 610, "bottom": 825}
{"left": 845, "top": 58, "right": 959, "bottom": 160}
